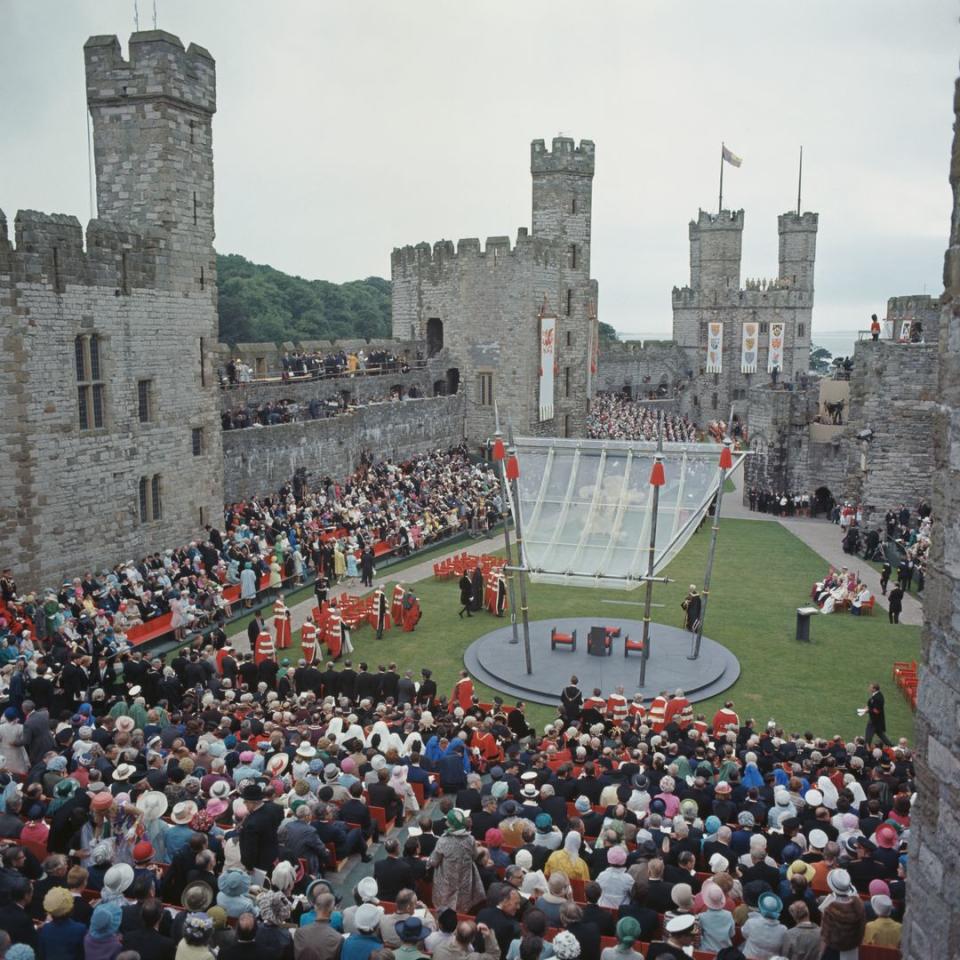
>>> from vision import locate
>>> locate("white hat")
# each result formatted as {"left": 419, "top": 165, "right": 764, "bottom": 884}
{"left": 128, "top": 686, "right": 142, "bottom": 697}
{"left": 357, "top": 876, "right": 379, "bottom": 903}
{"left": 113, "top": 763, "right": 136, "bottom": 782}
{"left": 171, "top": 800, "right": 198, "bottom": 825}
{"left": 138, "top": 791, "right": 169, "bottom": 822}
{"left": 665, "top": 914, "right": 696, "bottom": 934}
{"left": 808, "top": 828, "right": 829, "bottom": 849}
{"left": 208, "top": 780, "right": 233, "bottom": 800}
{"left": 103, "top": 863, "right": 134, "bottom": 895}
{"left": 295, "top": 743, "right": 316, "bottom": 759}
{"left": 804, "top": 788, "right": 824, "bottom": 806}
{"left": 115, "top": 717, "right": 135, "bottom": 734}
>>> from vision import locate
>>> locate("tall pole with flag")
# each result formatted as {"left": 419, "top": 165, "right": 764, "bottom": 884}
{"left": 638, "top": 413, "right": 665, "bottom": 688}
{"left": 505, "top": 434, "right": 533, "bottom": 675}
{"left": 492, "top": 406, "right": 519, "bottom": 645}
{"left": 690, "top": 438, "right": 733, "bottom": 660}
{"left": 719, "top": 143, "right": 742, "bottom": 213}
{"left": 796, "top": 145, "right": 803, "bottom": 216}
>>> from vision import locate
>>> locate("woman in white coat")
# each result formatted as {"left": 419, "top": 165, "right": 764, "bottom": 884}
{"left": 0, "top": 708, "right": 29, "bottom": 776}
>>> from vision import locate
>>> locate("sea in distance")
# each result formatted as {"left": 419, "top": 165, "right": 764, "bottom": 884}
{"left": 617, "top": 329, "right": 859, "bottom": 360}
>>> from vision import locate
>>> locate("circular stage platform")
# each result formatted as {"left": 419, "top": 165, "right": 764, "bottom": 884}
{"left": 464, "top": 618, "right": 740, "bottom": 707}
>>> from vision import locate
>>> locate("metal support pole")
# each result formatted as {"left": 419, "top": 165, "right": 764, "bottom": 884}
{"left": 507, "top": 444, "right": 533, "bottom": 675}
{"left": 639, "top": 413, "right": 665, "bottom": 688}
{"left": 494, "top": 422, "right": 520, "bottom": 645}
{"left": 690, "top": 438, "right": 732, "bottom": 660}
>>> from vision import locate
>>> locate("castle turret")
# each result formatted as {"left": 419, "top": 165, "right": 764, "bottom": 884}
{"left": 531, "top": 137, "right": 595, "bottom": 276}
{"left": 688, "top": 209, "right": 743, "bottom": 293}
{"left": 778, "top": 211, "right": 818, "bottom": 291}
{"left": 84, "top": 31, "right": 216, "bottom": 275}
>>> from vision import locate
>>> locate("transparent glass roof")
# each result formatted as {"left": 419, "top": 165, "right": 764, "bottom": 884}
{"left": 510, "top": 437, "right": 744, "bottom": 590}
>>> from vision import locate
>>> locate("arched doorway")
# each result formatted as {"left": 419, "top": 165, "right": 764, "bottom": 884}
{"left": 813, "top": 486, "right": 834, "bottom": 519}
{"left": 446, "top": 367, "right": 460, "bottom": 395}
{"left": 427, "top": 318, "right": 443, "bottom": 357}
{"left": 433, "top": 379, "right": 447, "bottom": 397}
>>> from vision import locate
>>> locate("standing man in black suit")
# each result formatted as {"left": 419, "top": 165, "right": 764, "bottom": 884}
{"left": 247, "top": 613, "right": 265, "bottom": 650}
{"left": 887, "top": 584, "right": 904, "bottom": 624}
{"left": 238, "top": 784, "right": 283, "bottom": 871}
{"left": 863, "top": 683, "right": 892, "bottom": 747}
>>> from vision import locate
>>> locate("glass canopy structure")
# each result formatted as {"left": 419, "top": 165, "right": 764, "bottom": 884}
{"left": 510, "top": 437, "right": 745, "bottom": 589}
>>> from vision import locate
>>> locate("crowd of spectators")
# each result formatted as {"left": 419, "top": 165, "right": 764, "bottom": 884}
{"left": 746, "top": 491, "right": 812, "bottom": 516}
{"left": 0, "top": 445, "right": 502, "bottom": 669}
{"left": 0, "top": 655, "right": 913, "bottom": 960}
{"left": 587, "top": 395, "right": 698, "bottom": 444}
{"left": 221, "top": 387, "right": 424, "bottom": 431}
{"left": 222, "top": 349, "right": 419, "bottom": 387}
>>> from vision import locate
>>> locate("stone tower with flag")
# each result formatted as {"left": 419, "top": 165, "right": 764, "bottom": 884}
{"left": 671, "top": 208, "right": 818, "bottom": 423}
{"left": 390, "top": 136, "right": 599, "bottom": 442}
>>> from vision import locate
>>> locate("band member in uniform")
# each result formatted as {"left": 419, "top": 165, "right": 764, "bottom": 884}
{"left": 391, "top": 583, "right": 405, "bottom": 625}
{"left": 314, "top": 574, "right": 329, "bottom": 609}
{"left": 372, "top": 586, "right": 389, "bottom": 639}
{"left": 300, "top": 616, "right": 318, "bottom": 666}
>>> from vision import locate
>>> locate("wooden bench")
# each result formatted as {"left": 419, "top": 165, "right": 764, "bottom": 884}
{"left": 126, "top": 611, "right": 174, "bottom": 647}
{"left": 551, "top": 628, "right": 577, "bottom": 652}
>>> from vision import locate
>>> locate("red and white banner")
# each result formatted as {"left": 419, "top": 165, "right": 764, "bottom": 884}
{"left": 539, "top": 315, "right": 556, "bottom": 422}
{"left": 706, "top": 322, "right": 723, "bottom": 373}
{"left": 768, "top": 321, "right": 785, "bottom": 372}
{"left": 741, "top": 322, "right": 758, "bottom": 373}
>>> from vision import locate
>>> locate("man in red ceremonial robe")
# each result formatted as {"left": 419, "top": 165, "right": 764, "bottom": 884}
{"left": 628, "top": 693, "right": 647, "bottom": 723}
{"left": 391, "top": 583, "right": 405, "bottom": 625}
{"left": 452, "top": 670, "right": 474, "bottom": 711}
{"left": 274, "top": 600, "right": 292, "bottom": 650}
{"left": 664, "top": 688, "right": 692, "bottom": 730}
{"left": 300, "top": 617, "right": 317, "bottom": 665}
{"left": 371, "top": 587, "right": 389, "bottom": 639}
{"left": 606, "top": 686, "right": 629, "bottom": 726}
{"left": 648, "top": 691, "right": 668, "bottom": 733}
{"left": 711, "top": 701, "right": 740, "bottom": 736}
{"left": 254, "top": 629, "right": 275, "bottom": 666}
{"left": 325, "top": 607, "right": 343, "bottom": 659}
{"left": 401, "top": 589, "right": 422, "bottom": 632}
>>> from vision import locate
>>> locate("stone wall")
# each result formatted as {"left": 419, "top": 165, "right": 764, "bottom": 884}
{"left": 594, "top": 339, "right": 694, "bottom": 415}
{"left": 0, "top": 31, "right": 222, "bottom": 591}
{"left": 391, "top": 137, "right": 598, "bottom": 443}
{"left": 844, "top": 340, "right": 937, "bottom": 515}
{"left": 221, "top": 393, "right": 466, "bottom": 501}
{"left": 886, "top": 294, "right": 940, "bottom": 344}
{"left": 901, "top": 71, "right": 960, "bottom": 960}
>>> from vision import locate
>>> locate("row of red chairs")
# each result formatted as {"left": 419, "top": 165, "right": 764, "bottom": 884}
{"left": 892, "top": 660, "right": 918, "bottom": 711}
{"left": 433, "top": 552, "right": 506, "bottom": 580}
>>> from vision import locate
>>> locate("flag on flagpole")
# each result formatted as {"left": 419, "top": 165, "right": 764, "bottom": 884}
{"left": 722, "top": 145, "right": 743, "bottom": 167}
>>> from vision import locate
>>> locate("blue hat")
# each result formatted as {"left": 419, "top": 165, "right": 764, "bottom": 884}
{"left": 395, "top": 917, "right": 425, "bottom": 942}
{"left": 535, "top": 813, "right": 553, "bottom": 831}
{"left": 89, "top": 901, "right": 122, "bottom": 939}
{"left": 6, "top": 946, "right": 35, "bottom": 960}
{"left": 704, "top": 815, "right": 721, "bottom": 835}
{"left": 3, "top": 707, "right": 18, "bottom": 721}
{"left": 758, "top": 891, "right": 783, "bottom": 919}
{"left": 309, "top": 759, "right": 324, "bottom": 773}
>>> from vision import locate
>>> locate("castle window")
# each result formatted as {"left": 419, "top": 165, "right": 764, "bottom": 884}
{"left": 798, "top": 323, "right": 805, "bottom": 338}
{"left": 193, "top": 191, "right": 198, "bottom": 225}
{"left": 478, "top": 372, "right": 494, "bottom": 407}
{"left": 571, "top": 196, "right": 577, "bottom": 215}
{"left": 137, "top": 379, "right": 153, "bottom": 423}
{"left": 565, "top": 366, "right": 571, "bottom": 398}
{"left": 139, "top": 476, "right": 164, "bottom": 523}
{"left": 199, "top": 337, "right": 206, "bottom": 387}
{"left": 566, "top": 289, "right": 573, "bottom": 316}
{"left": 711, "top": 392, "right": 718, "bottom": 410}
{"left": 759, "top": 322, "right": 769, "bottom": 334}
{"left": 427, "top": 318, "right": 444, "bottom": 358}
{"left": 566, "top": 331, "right": 572, "bottom": 347}
{"left": 564, "top": 414, "right": 571, "bottom": 437}
{"left": 75, "top": 334, "right": 105, "bottom": 430}
{"left": 192, "top": 427, "right": 204, "bottom": 456}
{"left": 713, "top": 373, "right": 719, "bottom": 386}
{"left": 569, "top": 244, "right": 578, "bottom": 269}
{"left": 151, "top": 475, "right": 163, "bottom": 520}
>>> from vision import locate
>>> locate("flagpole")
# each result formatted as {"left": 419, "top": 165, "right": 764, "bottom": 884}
{"left": 719, "top": 142, "right": 725, "bottom": 213}
{"left": 796, "top": 145, "right": 803, "bottom": 216}
{"left": 492, "top": 405, "right": 520, "bottom": 645}
{"left": 638, "top": 412, "right": 665, "bottom": 688}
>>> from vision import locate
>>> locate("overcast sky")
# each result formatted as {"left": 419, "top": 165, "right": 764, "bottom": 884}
{"left": 2, "top": 1, "right": 957, "bottom": 338}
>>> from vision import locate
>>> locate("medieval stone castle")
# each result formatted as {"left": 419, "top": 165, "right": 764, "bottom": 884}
{"left": 1, "top": 28, "right": 958, "bottom": 953}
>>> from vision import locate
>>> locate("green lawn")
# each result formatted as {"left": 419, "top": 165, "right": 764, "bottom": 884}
{"left": 228, "top": 519, "right": 920, "bottom": 744}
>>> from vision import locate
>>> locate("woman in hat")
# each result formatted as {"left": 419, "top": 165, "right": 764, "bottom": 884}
{"left": 255, "top": 890, "right": 294, "bottom": 958}
{"left": 427, "top": 809, "right": 485, "bottom": 913}
{"left": 600, "top": 916, "right": 643, "bottom": 960}
{"left": 0, "top": 707, "right": 28, "bottom": 775}
{"left": 697, "top": 881, "right": 735, "bottom": 953}
{"left": 819, "top": 869, "right": 865, "bottom": 960}
{"left": 217, "top": 868, "right": 257, "bottom": 919}
{"left": 741, "top": 890, "right": 786, "bottom": 959}
{"left": 177, "top": 912, "right": 217, "bottom": 960}
{"left": 544, "top": 831, "right": 590, "bottom": 882}
{"left": 83, "top": 901, "right": 124, "bottom": 960}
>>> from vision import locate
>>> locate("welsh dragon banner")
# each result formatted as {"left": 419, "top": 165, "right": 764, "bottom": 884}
{"left": 768, "top": 321, "right": 785, "bottom": 372}
{"left": 741, "top": 322, "right": 759, "bottom": 373}
{"left": 706, "top": 322, "right": 723, "bottom": 373}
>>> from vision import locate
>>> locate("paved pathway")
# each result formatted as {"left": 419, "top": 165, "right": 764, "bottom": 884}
{"left": 725, "top": 458, "right": 923, "bottom": 626}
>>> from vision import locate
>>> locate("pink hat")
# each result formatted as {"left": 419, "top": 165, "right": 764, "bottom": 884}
{"left": 703, "top": 881, "right": 726, "bottom": 911}
{"left": 91, "top": 792, "right": 114, "bottom": 811}
{"left": 875, "top": 824, "right": 898, "bottom": 849}
{"left": 239, "top": 751, "right": 255, "bottom": 763}
{"left": 842, "top": 813, "right": 859, "bottom": 829}
{"left": 485, "top": 828, "right": 504, "bottom": 847}
{"left": 868, "top": 879, "right": 891, "bottom": 897}
{"left": 206, "top": 799, "right": 229, "bottom": 819}
{"left": 607, "top": 846, "right": 627, "bottom": 866}
{"left": 341, "top": 757, "right": 356, "bottom": 774}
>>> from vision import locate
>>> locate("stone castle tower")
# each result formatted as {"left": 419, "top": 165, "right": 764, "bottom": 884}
{"left": 391, "top": 136, "right": 599, "bottom": 441}
{"left": 672, "top": 208, "right": 818, "bottom": 419}
{"left": 0, "top": 31, "right": 223, "bottom": 589}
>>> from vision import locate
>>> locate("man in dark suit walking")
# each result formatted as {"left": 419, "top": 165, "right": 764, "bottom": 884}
{"left": 864, "top": 683, "right": 892, "bottom": 747}
{"left": 21, "top": 701, "right": 55, "bottom": 767}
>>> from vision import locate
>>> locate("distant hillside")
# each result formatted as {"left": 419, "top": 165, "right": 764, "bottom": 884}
{"left": 216, "top": 253, "right": 392, "bottom": 345}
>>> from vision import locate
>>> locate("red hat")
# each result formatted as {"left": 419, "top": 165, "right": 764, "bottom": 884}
{"left": 875, "top": 824, "right": 899, "bottom": 849}
{"left": 133, "top": 841, "right": 154, "bottom": 862}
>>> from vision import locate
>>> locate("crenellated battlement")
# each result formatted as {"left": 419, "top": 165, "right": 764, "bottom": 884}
{"left": 0, "top": 209, "right": 160, "bottom": 290}
{"left": 84, "top": 31, "right": 215, "bottom": 115}
{"left": 778, "top": 211, "right": 819, "bottom": 231}
{"left": 391, "top": 228, "right": 553, "bottom": 275}
{"left": 531, "top": 136, "right": 595, "bottom": 175}
{"left": 671, "top": 284, "right": 811, "bottom": 308}
{"left": 690, "top": 208, "right": 745, "bottom": 235}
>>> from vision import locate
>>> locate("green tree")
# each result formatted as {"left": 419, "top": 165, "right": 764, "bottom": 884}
{"left": 598, "top": 321, "right": 619, "bottom": 343}
{"left": 809, "top": 344, "right": 832, "bottom": 375}
{"left": 215, "top": 253, "right": 392, "bottom": 344}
